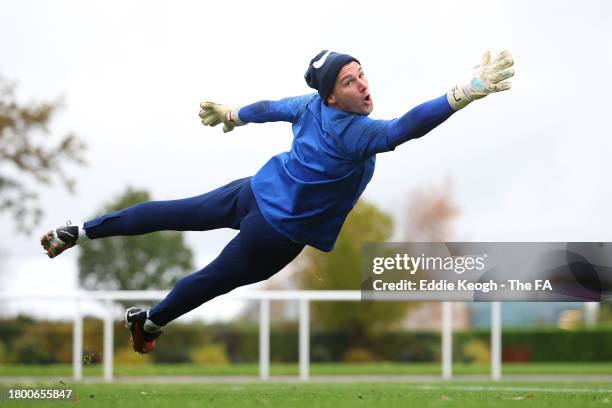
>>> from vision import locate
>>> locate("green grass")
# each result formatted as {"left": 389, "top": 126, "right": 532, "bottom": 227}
{"left": 2, "top": 362, "right": 612, "bottom": 377}
{"left": 1, "top": 382, "right": 611, "bottom": 407}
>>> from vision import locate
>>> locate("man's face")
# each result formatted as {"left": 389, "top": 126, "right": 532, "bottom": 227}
{"left": 327, "top": 61, "right": 373, "bottom": 115}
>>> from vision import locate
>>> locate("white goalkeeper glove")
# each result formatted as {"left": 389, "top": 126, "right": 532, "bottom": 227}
{"left": 199, "top": 101, "right": 245, "bottom": 133}
{"left": 447, "top": 50, "right": 515, "bottom": 110}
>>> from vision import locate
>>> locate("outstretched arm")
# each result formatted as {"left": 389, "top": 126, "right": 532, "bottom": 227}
{"left": 346, "top": 50, "right": 515, "bottom": 159}
{"left": 199, "top": 94, "right": 315, "bottom": 133}
{"left": 238, "top": 94, "right": 315, "bottom": 124}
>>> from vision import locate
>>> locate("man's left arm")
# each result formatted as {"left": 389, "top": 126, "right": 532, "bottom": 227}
{"left": 345, "top": 96, "right": 454, "bottom": 159}
{"left": 347, "top": 50, "right": 515, "bottom": 159}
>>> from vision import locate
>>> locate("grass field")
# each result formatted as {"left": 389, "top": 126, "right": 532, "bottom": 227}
{"left": 2, "top": 362, "right": 612, "bottom": 377}
{"left": 1, "top": 381, "right": 611, "bottom": 407}
{"left": 2, "top": 363, "right": 611, "bottom": 406}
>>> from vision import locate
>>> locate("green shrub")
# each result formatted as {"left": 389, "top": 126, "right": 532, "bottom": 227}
{"left": 462, "top": 339, "right": 490, "bottom": 364}
{"left": 0, "top": 342, "right": 9, "bottom": 364}
{"left": 2, "top": 318, "right": 612, "bottom": 364}
{"left": 114, "top": 347, "right": 152, "bottom": 365}
{"left": 15, "top": 339, "right": 55, "bottom": 364}
{"left": 343, "top": 347, "right": 380, "bottom": 362}
{"left": 191, "top": 343, "right": 229, "bottom": 365}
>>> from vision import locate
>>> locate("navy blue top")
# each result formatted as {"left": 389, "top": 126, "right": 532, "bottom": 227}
{"left": 239, "top": 93, "right": 454, "bottom": 251}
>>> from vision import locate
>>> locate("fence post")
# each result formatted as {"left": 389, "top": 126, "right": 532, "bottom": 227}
{"left": 72, "top": 298, "right": 83, "bottom": 381}
{"left": 584, "top": 302, "right": 599, "bottom": 327}
{"left": 299, "top": 299, "right": 310, "bottom": 381}
{"left": 491, "top": 302, "right": 502, "bottom": 380}
{"left": 259, "top": 299, "right": 270, "bottom": 380}
{"left": 441, "top": 301, "right": 452, "bottom": 380}
{"left": 103, "top": 298, "right": 114, "bottom": 382}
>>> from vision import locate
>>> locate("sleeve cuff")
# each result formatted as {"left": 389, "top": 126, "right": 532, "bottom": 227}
{"left": 447, "top": 84, "right": 473, "bottom": 111}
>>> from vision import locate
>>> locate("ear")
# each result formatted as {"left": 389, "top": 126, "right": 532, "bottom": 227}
{"left": 327, "top": 93, "right": 336, "bottom": 106}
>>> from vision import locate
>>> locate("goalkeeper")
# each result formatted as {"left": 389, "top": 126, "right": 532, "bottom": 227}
{"left": 40, "top": 49, "right": 514, "bottom": 353}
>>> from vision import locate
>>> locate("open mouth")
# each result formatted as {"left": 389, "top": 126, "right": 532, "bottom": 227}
{"left": 364, "top": 94, "right": 371, "bottom": 103}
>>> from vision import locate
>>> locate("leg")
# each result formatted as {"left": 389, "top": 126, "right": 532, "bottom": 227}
{"left": 148, "top": 212, "right": 304, "bottom": 325}
{"left": 84, "top": 177, "right": 253, "bottom": 239}
{"left": 41, "top": 177, "right": 255, "bottom": 258}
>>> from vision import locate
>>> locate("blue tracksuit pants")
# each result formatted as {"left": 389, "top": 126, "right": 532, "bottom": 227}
{"left": 83, "top": 177, "right": 305, "bottom": 326}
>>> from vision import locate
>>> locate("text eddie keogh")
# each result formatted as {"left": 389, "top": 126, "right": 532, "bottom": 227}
{"left": 369, "top": 253, "right": 553, "bottom": 293}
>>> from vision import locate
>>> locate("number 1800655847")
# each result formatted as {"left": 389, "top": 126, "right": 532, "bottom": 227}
{"left": 6, "top": 388, "right": 74, "bottom": 400}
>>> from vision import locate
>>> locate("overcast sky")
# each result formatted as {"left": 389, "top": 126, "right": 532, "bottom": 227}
{"left": 1, "top": 0, "right": 611, "bottom": 321}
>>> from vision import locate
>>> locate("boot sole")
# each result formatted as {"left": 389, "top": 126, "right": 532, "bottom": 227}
{"left": 123, "top": 309, "right": 156, "bottom": 354}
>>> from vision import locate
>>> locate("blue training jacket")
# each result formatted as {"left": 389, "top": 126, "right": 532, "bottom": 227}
{"left": 238, "top": 93, "right": 455, "bottom": 252}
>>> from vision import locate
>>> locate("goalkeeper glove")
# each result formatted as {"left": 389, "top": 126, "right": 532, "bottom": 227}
{"left": 199, "top": 101, "right": 245, "bottom": 133}
{"left": 447, "top": 50, "right": 515, "bottom": 110}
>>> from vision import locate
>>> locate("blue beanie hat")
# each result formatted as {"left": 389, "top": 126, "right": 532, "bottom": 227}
{"left": 304, "top": 50, "right": 360, "bottom": 105}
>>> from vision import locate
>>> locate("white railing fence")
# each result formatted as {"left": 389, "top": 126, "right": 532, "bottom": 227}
{"left": 1, "top": 290, "right": 597, "bottom": 382}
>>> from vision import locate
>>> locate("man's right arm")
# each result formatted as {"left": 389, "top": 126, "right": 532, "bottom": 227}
{"left": 238, "top": 94, "right": 315, "bottom": 124}
{"left": 200, "top": 94, "right": 315, "bottom": 133}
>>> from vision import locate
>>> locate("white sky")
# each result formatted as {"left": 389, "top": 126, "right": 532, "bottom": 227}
{"left": 1, "top": 0, "right": 611, "bottom": 321}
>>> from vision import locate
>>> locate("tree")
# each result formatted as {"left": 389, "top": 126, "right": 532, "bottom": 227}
{"left": 0, "top": 75, "right": 85, "bottom": 233}
{"left": 297, "top": 200, "right": 413, "bottom": 340}
{"left": 78, "top": 188, "right": 195, "bottom": 295}
{"left": 404, "top": 178, "right": 458, "bottom": 242}
{"left": 399, "top": 180, "right": 468, "bottom": 331}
